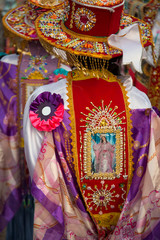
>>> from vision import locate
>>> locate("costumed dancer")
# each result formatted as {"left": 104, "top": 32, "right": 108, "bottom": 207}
{"left": 0, "top": 0, "right": 66, "bottom": 235}
{"left": 23, "top": 0, "right": 160, "bottom": 239}
{"left": 124, "top": 0, "right": 160, "bottom": 110}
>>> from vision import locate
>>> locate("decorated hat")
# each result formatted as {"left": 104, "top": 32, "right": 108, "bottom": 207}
{"left": 2, "top": 0, "right": 65, "bottom": 45}
{"left": 28, "top": 0, "right": 65, "bottom": 9}
{"left": 35, "top": 0, "right": 155, "bottom": 72}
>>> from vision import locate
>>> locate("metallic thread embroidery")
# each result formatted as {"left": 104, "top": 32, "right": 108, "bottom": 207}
{"left": 80, "top": 100, "right": 125, "bottom": 180}
{"left": 74, "top": 8, "right": 96, "bottom": 32}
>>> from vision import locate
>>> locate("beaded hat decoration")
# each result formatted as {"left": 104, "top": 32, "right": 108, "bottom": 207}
{"left": 35, "top": 0, "right": 155, "bottom": 72}
{"left": 28, "top": 0, "right": 65, "bottom": 9}
{"left": 2, "top": 0, "right": 65, "bottom": 44}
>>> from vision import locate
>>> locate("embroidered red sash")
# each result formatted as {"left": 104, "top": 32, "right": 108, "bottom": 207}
{"left": 67, "top": 70, "right": 133, "bottom": 232}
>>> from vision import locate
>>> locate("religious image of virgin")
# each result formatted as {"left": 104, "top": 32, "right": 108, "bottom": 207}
{"left": 92, "top": 135, "right": 115, "bottom": 173}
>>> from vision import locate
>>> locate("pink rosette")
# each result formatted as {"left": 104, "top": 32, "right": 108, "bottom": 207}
{"left": 29, "top": 92, "right": 64, "bottom": 131}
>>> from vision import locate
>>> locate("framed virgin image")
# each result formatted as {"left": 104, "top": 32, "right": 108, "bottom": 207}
{"left": 83, "top": 128, "right": 123, "bottom": 179}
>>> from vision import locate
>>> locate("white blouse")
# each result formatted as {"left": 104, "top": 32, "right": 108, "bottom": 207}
{"left": 23, "top": 76, "right": 152, "bottom": 179}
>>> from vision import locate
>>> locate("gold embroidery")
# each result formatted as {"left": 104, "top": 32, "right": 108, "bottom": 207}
{"left": 59, "top": 177, "right": 74, "bottom": 209}
{"left": 61, "top": 22, "right": 108, "bottom": 43}
{"left": 67, "top": 69, "right": 133, "bottom": 193}
{"left": 0, "top": 90, "right": 7, "bottom": 105}
{"left": 93, "top": 212, "right": 120, "bottom": 229}
{"left": 70, "top": 1, "right": 75, "bottom": 28}
{"left": 34, "top": 221, "right": 58, "bottom": 229}
{"left": 47, "top": 141, "right": 55, "bottom": 150}
{"left": 156, "top": 138, "right": 160, "bottom": 147}
{"left": 28, "top": 0, "right": 64, "bottom": 9}
{"left": 67, "top": 69, "right": 133, "bottom": 229}
{"left": 148, "top": 152, "right": 156, "bottom": 162}
{"left": 27, "top": 71, "right": 44, "bottom": 79}
{"left": 75, "top": 194, "right": 79, "bottom": 200}
{"left": 83, "top": 128, "right": 123, "bottom": 180}
{"left": 137, "top": 153, "right": 148, "bottom": 163}
{"left": 139, "top": 139, "right": 149, "bottom": 148}
{"left": 2, "top": 5, "right": 33, "bottom": 41}
{"left": 136, "top": 166, "right": 144, "bottom": 177}
{"left": 0, "top": 63, "right": 11, "bottom": 79}
{"left": 54, "top": 131, "right": 61, "bottom": 142}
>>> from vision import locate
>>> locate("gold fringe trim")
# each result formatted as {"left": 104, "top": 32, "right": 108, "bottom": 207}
{"left": 36, "top": 11, "right": 156, "bottom": 65}
{"left": 94, "top": 212, "right": 120, "bottom": 228}
{"left": 66, "top": 74, "right": 78, "bottom": 179}
{"left": 38, "top": 31, "right": 113, "bottom": 62}
{"left": 17, "top": 52, "right": 23, "bottom": 150}
{"left": 35, "top": 11, "right": 114, "bottom": 62}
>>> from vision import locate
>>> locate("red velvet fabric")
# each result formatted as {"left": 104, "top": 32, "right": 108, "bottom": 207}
{"left": 129, "top": 68, "right": 148, "bottom": 94}
{"left": 71, "top": 76, "right": 130, "bottom": 218}
{"left": 65, "top": 0, "right": 123, "bottom": 37}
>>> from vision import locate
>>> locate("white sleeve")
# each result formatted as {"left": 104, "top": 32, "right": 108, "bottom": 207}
{"left": 122, "top": 76, "right": 152, "bottom": 109}
{"left": 1, "top": 54, "right": 19, "bottom": 65}
{"left": 23, "top": 79, "right": 68, "bottom": 179}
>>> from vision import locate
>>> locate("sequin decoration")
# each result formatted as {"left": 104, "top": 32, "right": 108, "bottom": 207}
{"left": 80, "top": 100, "right": 125, "bottom": 180}
{"left": 36, "top": 10, "right": 153, "bottom": 59}
{"left": 84, "top": 182, "right": 120, "bottom": 211}
{"left": 73, "top": 0, "right": 123, "bottom": 7}
{"left": 38, "top": 10, "right": 67, "bottom": 40}
{"left": 29, "top": 0, "right": 64, "bottom": 8}
{"left": 24, "top": 55, "right": 48, "bottom": 79}
{"left": 74, "top": 8, "right": 96, "bottom": 32}
{"left": 120, "top": 15, "right": 132, "bottom": 27}
{"left": 67, "top": 71, "right": 134, "bottom": 232}
{"left": 3, "top": 5, "right": 38, "bottom": 40}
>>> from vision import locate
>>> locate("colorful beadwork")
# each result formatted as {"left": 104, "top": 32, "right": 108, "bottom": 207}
{"left": 3, "top": 5, "right": 38, "bottom": 40}
{"left": 39, "top": 10, "right": 67, "bottom": 40}
{"left": 84, "top": 181, "right": 120, "bottom": 211}
{"left": 80, "top": 100, "right": 125, "bottom": 180}
{"left": 67, "top": 70, "right": 133, "bottom": 231}
{"left": 73, "top": 0, "right": 123, "bottom": 7}
{"left": 36, "top": 10, "right": 153, "bottom": 59}
{"left": 24, "top": 55, "right": 48, "bottom": 79}
{"left": 29, "top": 0, "right": 64, "bottom": 8}
{"left": 74, "top": 8, "right": 96, "bottom": 32}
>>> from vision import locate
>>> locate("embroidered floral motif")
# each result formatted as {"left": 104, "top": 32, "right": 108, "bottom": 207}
{"left": 29, "top": 92, "right": 64, "bottom": 131}
{"left": 24, "top": 55, "right": 48, "bottom": 79}
{"left": 84, "top": 181, "right": 119, "bottom": 211}
{"left": 113, "top": 189, "right": 160, "bottom": 238}
{"left": 76, "top": 99, "right": 129, "bottom": 229}
{"left": 38, "top": 136, "right": 47, "bottom": 161}
{"left": 74, "top": 8, "right": 96, "bottom": 32}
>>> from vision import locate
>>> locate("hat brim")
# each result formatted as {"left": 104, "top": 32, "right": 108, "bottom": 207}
{"left": 3, "top": 5, "right": 38, "bottom": 41}
{"left": 28, "top": 0, "right": 65, "bottom": 10}
{"left": 36, "top": 9, "right": 154, "bottom": 60}
{"left": 2, "top": 2, "right": 65, "bottom": 42}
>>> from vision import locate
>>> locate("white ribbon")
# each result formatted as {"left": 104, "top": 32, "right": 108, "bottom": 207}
{"left": 108, "top": 23, "right": 146, "bottom": 73}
